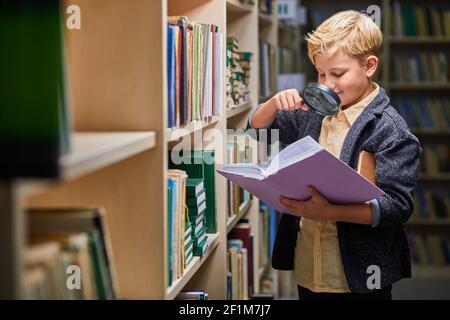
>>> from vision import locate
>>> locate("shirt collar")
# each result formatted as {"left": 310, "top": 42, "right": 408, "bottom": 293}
{"left": 340, "top": 82, "right": 380, "bottom": 126}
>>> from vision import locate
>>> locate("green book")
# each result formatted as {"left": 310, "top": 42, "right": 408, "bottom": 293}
{"left": 186, "top": 190, "right": 206, "bottom": 207}
{"left": 186, "top": 178, "right": 204, "bottom": 197}
{"left": 193, "top": 237, "right": 209, "bottom": 257}
{"left": 187, "top": 200, "right": 206, "bottom": 217}
{"left": 169, "top": 150, "right": 217, "bottom": 233}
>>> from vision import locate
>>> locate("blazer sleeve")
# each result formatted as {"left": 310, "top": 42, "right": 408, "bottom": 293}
{"left": 374, "top": 137, "right": 422, "bottom": 227}
{"left": 246, "top": 104, "right": 312, "bottom": 146}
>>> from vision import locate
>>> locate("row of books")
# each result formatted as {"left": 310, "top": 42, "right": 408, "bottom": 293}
{"left": 259, "top": 203, "right": 278, "bottom": 273}
{"left": 226, "top": 37, "right": 252, "bottom": 108}
{"left": 389, "top": 52, "right": 448, "bottom": 83}
{"left": 25, "top": 208, "right": 117, "bottom": 300}
{"left": 408, "top": 232, "right": 450, "bottom": 266}
{"left": 391, "top": 1, "right": 450, "bottom": 37}
{"left": 420, "top": 144, "right": 449, "bottom": 175}
{"left": 1, "top": 0, "right": 71, "bottom": 178}
{"left": 227, "top": 134, "right": 253, "bottom": 219}
{"left": 227, "top": 221, "right": 254, "bottom": 300}
{"left": 167, "top": 151, "right": 217, "bottom": 287}
{"left": 167, "top": 171, "right": 209, "bottom": 287}
{"left": 413, "top": 189, "right": 450, "bottom": 219}
{"left": 259, "top": 40, "right": 277, "bottom": 99}
{"left": 167, "top": 16, "right": 224, "bottom": 128}
{"left": 394, "top": 97, "right": 450, "bottom": 129}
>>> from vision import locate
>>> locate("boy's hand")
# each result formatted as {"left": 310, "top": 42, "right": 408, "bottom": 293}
{"left": 279, "top": 186, "right": 334, "bottom": 222}
{"left": 268, "top": 89, "right": 309, "bottom": 112}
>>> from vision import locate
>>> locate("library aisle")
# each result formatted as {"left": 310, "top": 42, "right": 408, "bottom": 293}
{"left": 1, "top": 0, "right": 449, "bottom": 301}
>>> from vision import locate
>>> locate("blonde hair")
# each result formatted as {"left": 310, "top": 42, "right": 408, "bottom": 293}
{"left": 306, "top": 10, "right": 382, "bottom": 65}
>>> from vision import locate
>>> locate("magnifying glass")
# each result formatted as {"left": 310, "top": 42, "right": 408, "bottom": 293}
{"left": 300, "top": 83, "right": 341, "bottom": 116}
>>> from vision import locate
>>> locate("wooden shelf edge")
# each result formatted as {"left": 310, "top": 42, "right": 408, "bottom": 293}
{"left": 17, "top": 132, "right": 157, "bottom": 197}
{"left": 387, "top": 82, "right": 450, "bottom": 90}
{"left": 226, "top": 100, "right": 253, "bottom": 119}
{"left": 412, "top": 265, "right": 450, "bottom": 279}
{"left": 388, "top": 36, "right": 450, "bottom": 44}
{"left": 165, "top": 233, "right": 220, "bottom": 300}
{"left": 258, "top": 12, "right": 274, "bottom": 25}
{"left": 411, "top": 129, "right": 450, "bottom": 136}
{"left": 226, "top": 0, "right": 254, "bottom": 13}
{"left": 407, "top": 218, "right": 450, "bottom": 226}
{"left": 419, "top": 173, "right": 450, "bottom": 182}
{"left": 166, "top": 116, "right": 220, "bottom": 143}
{"left": 61, "top": 131, "right": 157, "bottom": 180}
{"left": 227, "top": 199, "right": 252, "bottom": 233}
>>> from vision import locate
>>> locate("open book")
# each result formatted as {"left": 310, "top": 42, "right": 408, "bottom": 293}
{"left": 217, "top": 136, "right": 384, "bottom": 216}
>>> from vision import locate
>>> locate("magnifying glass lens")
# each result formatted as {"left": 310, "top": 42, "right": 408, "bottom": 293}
{"left": 301, "top": 83, "right": 341, "bottom": 116}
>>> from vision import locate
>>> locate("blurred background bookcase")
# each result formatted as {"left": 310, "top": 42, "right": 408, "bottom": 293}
{"left": 0, "top": 0, "right": 297, "bottom": 300}
{"left": 299, "top": 0, "right": 450, "bottom": 299}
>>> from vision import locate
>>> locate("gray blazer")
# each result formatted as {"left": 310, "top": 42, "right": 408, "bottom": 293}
{"left": 247, "top": 86, "right": 422, "bottom": 293}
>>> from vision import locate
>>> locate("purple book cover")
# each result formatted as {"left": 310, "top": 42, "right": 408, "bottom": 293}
{"left": 218, "top": 136, "right": 384, "bottom": 216}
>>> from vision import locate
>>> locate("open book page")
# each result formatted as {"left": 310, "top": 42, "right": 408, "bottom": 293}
{"left": 219, "top": 162, "right": 268, "bottom": 179}
{"left": 220, "top": 136, "right": 322, "bottom": 179}
{"left": 266, "top": 136, "right": 323, "bottom": 176}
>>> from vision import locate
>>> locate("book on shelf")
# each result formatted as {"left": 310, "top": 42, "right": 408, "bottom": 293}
{"left": 218, "top": 135, "right": 384, "bottom": 215}
{"left": 186, "top": 178, "right": 204, "bottom": 197}
{"left": 26, "top": 207, "right": 117, "bottom": 300}
{"left": 259, "top": 39, "right": 277, "bottom": 99}
{"left": 167, "top": 16, "right": 223, "bottom": 128}
{"left": 0, "top": 0, "right": 71, "bottom": 178}
{"left": 186, "top": 190, "right": 206, "bottom": 207}
{"left": 227, "top": 134, "right": 253, "bottom": 218}
{"left": 169, "top": 150, "right": 217, "bottom": 233}
{"left": 391, "top": 1, "right": 450, "bottom": 37}
{"left": 167, "top": 169, "right": 188, "bottom": 286}
{"left": 407, "top": 232, "right": 450, "bottom": 266}
{"left": 225, "top": 37, "right": 252, "bottom": 108}
{"left": 175, "top": 289, "right": 209, "bottom": 300}
{"left": 229, "top": 222, "right": 254, "bottom": 298}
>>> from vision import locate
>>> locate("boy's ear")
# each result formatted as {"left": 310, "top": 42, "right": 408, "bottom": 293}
{"left": 365, "top": 55, "right": 378, "bottom": 77}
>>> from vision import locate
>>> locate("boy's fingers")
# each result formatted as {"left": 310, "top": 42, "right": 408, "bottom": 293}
{"left": 279, "top": 94, "right": 289, "bottom": 111}
{"left": 286, "top": 94, "right": 296, "bottom": 109}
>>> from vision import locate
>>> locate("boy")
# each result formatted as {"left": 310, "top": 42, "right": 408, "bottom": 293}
{"left": 248, "top": 11, "right": 421, "bottom": 300}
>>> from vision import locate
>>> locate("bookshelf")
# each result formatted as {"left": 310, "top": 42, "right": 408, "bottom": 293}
{"left": 0, "top": 0, "right": 287, "bottom": 300}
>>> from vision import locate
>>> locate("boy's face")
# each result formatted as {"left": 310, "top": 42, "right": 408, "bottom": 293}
{"left": 314, "top": 49, "right": 377, "bottom": 109}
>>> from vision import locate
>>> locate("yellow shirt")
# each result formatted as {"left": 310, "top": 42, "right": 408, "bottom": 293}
{"left": 294, "top": 83, "right": 380, "bottom": 293}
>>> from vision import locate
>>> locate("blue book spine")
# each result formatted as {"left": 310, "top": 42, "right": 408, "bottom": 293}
{"left": 167, "top": 25, "right": 176, "bottom": 128}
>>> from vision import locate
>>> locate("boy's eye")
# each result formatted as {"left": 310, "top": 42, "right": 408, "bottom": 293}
{"left": 318, "top": 73, "right": 325, "bottom": 77}
{"left": 332, "top": 72, "right": 344, "bottom": 77}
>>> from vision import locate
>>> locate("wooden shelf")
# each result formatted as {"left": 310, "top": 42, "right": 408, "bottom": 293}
{"left": 165, "top": 233, "right": 220, "bottom": 299}
{"left": 419, "top": 173, "right": 450, "bottom": 182}
{"left": 165, "top": 116, "right": 220, "bottom": 143}
{"left": 408, "top": 218, "right": 450, "bottom": 226}
{"left": 258, "top": 12, "right": 274, "bottom": 26}
{"left": 388, "top": 36, "right": 450, "bottom": 45}
{"left": 412, "top": 128, "right": 450, "bottom": 136}
{"left": 227, "top": 200, "right": 252, "bottom": 233}
{"left": 412, "top": 265, "right": 450, "bottom": 279}
{"left": 226, "top": 0, "right": 254, "bottom": 14}
{"left": 226, "top": 100, "right": 253, "bottom": 118}
{"left": 387, "top": 82, "right": 450, "bottom": 90}
{"left": 59, "top": 132, "right": 156, "bottom": 180}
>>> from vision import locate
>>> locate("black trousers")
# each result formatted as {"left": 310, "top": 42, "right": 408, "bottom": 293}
{"left": 297, "top": 285, "right": 392, "bottom": 301}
